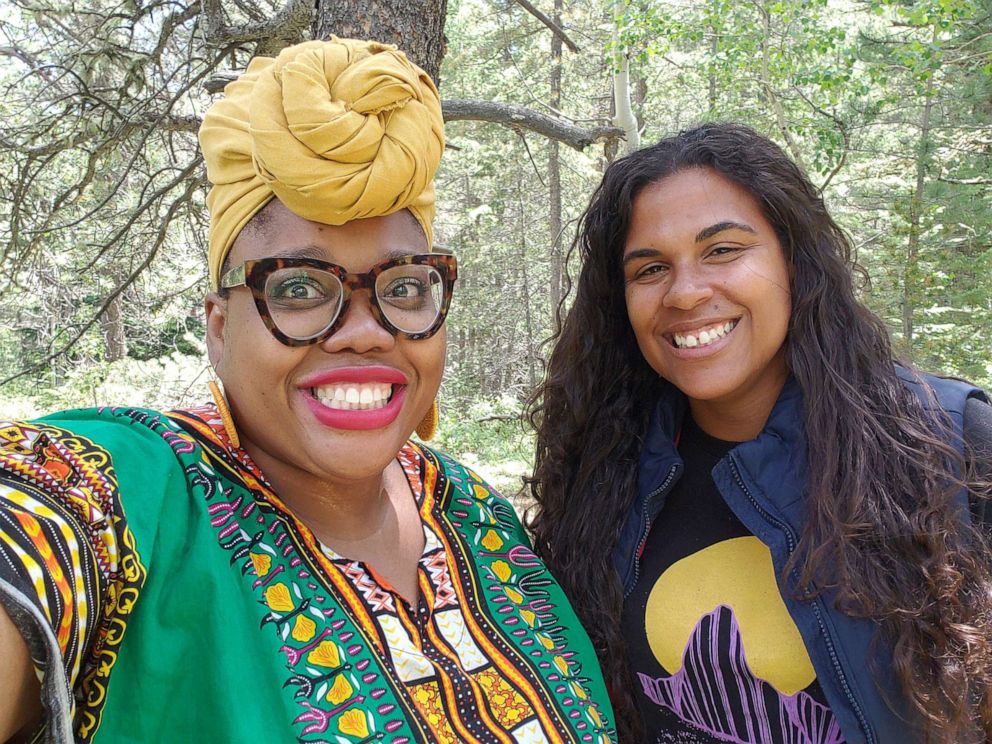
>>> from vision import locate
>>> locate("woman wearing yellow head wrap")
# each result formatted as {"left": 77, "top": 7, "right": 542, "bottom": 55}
{"left": 0, "top": 38, "right": 616, "bottom": 743}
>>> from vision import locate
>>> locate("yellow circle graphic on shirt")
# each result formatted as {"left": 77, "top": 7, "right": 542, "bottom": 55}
{"left": 645, "top": 535, "right": 815, "bottom": 695}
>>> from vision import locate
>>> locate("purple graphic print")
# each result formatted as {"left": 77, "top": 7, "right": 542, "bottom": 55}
{"left": 638, "top": 605, "right": 844, "bottom": 744}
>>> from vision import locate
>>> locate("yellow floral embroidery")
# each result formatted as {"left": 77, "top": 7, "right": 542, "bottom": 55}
{"left": 264, "top": 583, "right": 293, "bottom": 612}
{"left": 250, "top": 552, "right": 271, "bottom": 577}
{"left": 491, "top": 560, "right": 512, "bottom": 582}
{"left": 481, "top": 529, "right": 504, "bottom": 551}
{"left": 326, "top": 675, "right": 353, "bottom": 704}
{"left": 338, "top": 709, "right": 369, "bottom": 738}
{"left": 292, "top": 614, "right": 316, "bottom": 642}
{"left": 307, "top": 641, "right": 341, "bottom": 667}
{"left": 504, "top": 586, "right": 524, "bottom": 604}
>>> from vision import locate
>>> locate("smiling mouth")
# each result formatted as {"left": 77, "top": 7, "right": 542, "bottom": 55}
{"left": 672, "top": 320, "right": 739, "bottom": 349}
{"left": 311, "top": 382, "right": 396, "bottom": 411}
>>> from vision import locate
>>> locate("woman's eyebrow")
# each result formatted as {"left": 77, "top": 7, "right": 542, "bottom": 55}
{"left": 695, "top": 221, "right": 757, "bottom": 242}
{"left": 623, "top": 221, "right": 761, "bottom": 266}
{"left": 383, "top": 246, "right": 422, "bottom": 260}
{"left": 279, "top": 244, "right": 427, "bottom": 261}
{"left": 273, "top": 244, "right": 326, "bottom": 260}
{"left": 622, "top": 247, "right": 661, "bottom": 266}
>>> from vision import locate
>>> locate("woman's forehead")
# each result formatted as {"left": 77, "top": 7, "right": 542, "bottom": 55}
{"left": 230, "top": 201, "right": 428, "bottom": 265}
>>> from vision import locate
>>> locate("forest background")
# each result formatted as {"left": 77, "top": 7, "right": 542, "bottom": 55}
{"left": 0, "top": 0, "right": 989, "bottom": 495}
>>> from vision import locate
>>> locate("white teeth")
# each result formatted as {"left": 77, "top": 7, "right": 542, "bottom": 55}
{"left": 673, "top": 320, "right": 738, "bottom": 349}
{"left": 313, "top": 383, "right": 393, "bottom": 410}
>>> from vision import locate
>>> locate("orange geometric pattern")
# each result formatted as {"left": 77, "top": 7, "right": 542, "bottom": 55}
{"left": 474, "top": 665, "right": 537, "bottom": 731}
{"left": 408, "top": 680, "right": 460, "bottom": 743}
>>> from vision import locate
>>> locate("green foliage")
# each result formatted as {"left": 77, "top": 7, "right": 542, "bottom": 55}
{"left": 438, "top": 0, "right": 609, "bottom": 403}
{"left": 0, "top": 0, "right": 988, "bottom": 443}
{"left": 125, "top": 316, "right": 207, "bottom": 361}
{"left": 430, "top": 395, "right": 534, "bottom": 499}
{"left": 0, "top": 350, "right": 210, "bottom": 420}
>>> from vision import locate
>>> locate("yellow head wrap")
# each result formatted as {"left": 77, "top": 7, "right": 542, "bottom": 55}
{"left": 199, "top": 37, "right": 445, "bottom": 289}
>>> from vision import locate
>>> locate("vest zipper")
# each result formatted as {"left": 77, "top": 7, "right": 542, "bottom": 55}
{"left": 728, "top": 457, "right": 876, "bottom": 744}
{"left": 624, "top": 463, "right": 679, "bottom": 599}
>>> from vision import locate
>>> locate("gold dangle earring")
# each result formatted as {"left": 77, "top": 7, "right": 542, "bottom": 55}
{"left": 208, "top": 379, "right": 241, "bottom": 449}
{"left": 416, "top": 399, "right": 439, "bottom": 441}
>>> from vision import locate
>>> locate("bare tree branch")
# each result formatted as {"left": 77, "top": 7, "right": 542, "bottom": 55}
{"left": 201, "top": 81, "right": 623, "bottom": 150}
{"left": 204, "top": 71, "right": 238, "bottom": 94}
{"left": 79, "top": 158, "right": 204, "bottom": 274}
{"left": 0, "top": 45, "right": 42, "bottom": 69}
{"left": 5, "top": 114, "right": 200, "bottom": 157}
{"left": 510, "top": 0, "right": 580, "bottom": 53}
{"left": 200, "top": 0, "right": 313, "bottom": 52}
{"left": 938, "top": 176, "right": 992, "bottom": 185}
{"left": 153, "top": 3, "right": 201, "bottom": 59}
{"left": 515, "top": 131, "right": 546, "bottom": 188}
{"left": 444, "top": 99, "right": 622, "bottom": 150}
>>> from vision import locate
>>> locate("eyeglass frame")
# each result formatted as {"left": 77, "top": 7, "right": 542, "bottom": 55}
{"left": 219, "top": 250, "right": 458, "bottom": 347}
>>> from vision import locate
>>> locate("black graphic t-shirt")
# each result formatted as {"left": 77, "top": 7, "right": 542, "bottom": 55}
{"left": 621, "top": 414, "right": 845, "bottom": 744}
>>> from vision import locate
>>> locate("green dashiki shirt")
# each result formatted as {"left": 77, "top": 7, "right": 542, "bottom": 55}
{"left": 0, "top": 404, "right": 616, "bottom": 743}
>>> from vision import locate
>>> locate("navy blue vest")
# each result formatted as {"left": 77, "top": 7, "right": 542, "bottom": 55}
{"left": 616, "top": 371, "right": 987, "bottom": 743}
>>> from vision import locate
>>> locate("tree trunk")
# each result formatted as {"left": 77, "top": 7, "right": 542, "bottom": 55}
{"left": 611, "top": 0, "right": 639, "bottom": 153}
{"left": 100, "top": 293, "right": 127, "bottom": 362}
{"left": 759, "top": 1, "right": 808, "bottom": 172}
{"left": 902, "top": 26, "right": 939, "bottom": 349}
{"left": 548, "top": 0, "right": 564, "bottom": 321}
{"left": 312, "top": 0, "right": 448, "bottom": 82}
{"left": 519, "top": 178, "right": 537, "bottom": 391}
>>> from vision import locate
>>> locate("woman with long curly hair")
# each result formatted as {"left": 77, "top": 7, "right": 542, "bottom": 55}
{"left": 527, "top": 123, "right": 992, "bottom": 743}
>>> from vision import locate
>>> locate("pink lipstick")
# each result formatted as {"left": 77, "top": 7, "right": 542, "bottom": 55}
{"left": 299, "top": 366, "right": 409, "bottom": 431}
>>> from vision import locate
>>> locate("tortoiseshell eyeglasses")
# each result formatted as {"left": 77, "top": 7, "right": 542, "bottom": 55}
{"left": 219, "top": 252, "right": 457, "bottom": 347}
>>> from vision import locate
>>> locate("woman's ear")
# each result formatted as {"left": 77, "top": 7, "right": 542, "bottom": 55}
{"left": 204, "top": 292, "right": 228, "bottom": 373}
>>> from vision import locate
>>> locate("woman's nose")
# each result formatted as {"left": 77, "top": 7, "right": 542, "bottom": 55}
{"left": 319, "top": 290, "right": 395, "bottom": 354}
{"left": 661, "top": 266, "right": 713, "bottom": 310}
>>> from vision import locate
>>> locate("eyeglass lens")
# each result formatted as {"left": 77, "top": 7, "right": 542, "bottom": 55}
{"left": 262, "top": 264, "right": 445, "bottom": 339}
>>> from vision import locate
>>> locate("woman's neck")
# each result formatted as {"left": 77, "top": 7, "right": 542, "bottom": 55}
{"left": 242, "top": 441, "right": 401, "bottom": 541}
{"left": 688, "top": 362, "right": 789, "bottom": 442}
{"left": 245, "top": 447, "right": 426, "bottom": 602}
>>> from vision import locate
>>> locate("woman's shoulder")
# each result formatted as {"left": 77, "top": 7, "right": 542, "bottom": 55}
{"left": 24, "top": 404, "right": 184, "bottom": 442}
{"left": 965, "top": 395, "right": 992, "bottom": 450}
{"left": 960, "top": 396, "right": 992, "bottom": 529}
{"left": 415, "top": 444, "right": 510, "bottom": 495}
{"left": 410, "top": 442, "right": 529, "bottom": 532}
{"left": 898, "top": 368, "right": 987, "bottom": 416}
{"left": 908, "top": 371, "right": 992, "bottom": 449}
{"left": 2, "top": 406, "right": 175, "bottom": 469}
{"left": 0, "top": 405, "right": 219, "bottom": 524}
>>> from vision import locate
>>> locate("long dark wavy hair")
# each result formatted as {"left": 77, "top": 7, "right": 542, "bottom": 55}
{"left": 526, "top": 123, "right": 992, "bottom": 742}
